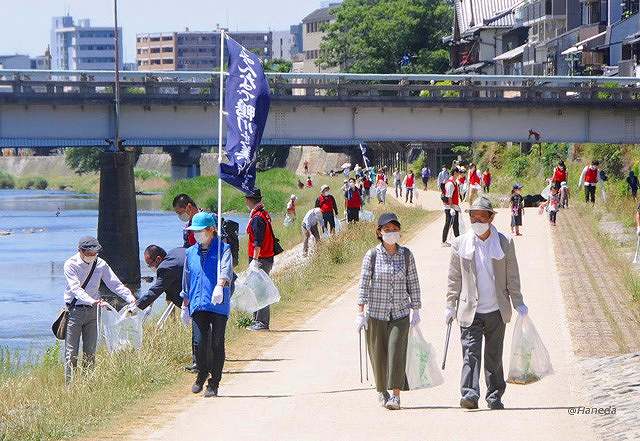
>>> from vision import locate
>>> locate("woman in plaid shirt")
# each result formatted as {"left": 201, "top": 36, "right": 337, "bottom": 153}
{"left": 355, "top": 212, "right": 422, "bottom": 410}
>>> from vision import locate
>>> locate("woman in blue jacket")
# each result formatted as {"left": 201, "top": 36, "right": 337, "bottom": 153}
{"left": 181, "top": 212, "right": 234, "bottom": 397}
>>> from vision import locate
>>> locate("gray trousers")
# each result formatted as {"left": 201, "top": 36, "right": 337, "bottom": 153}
{"left": 460, "top": 310, "right": 506, "bottom": 405}
{"left": 64, "top": 304, "right": 98, "bottom": 383}
{"left": 251, "top": 257, "right": 274, "bottom": 327}
{"left": 302, "top": 224, "right": 320, "bottom": 255}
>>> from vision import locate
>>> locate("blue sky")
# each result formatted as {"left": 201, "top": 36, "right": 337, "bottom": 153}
{"left": 0, "top": 0, "right": 323, "bottom": 62}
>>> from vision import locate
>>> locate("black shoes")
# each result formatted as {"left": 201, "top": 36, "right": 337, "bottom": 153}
{"left": 204, "top": 384, "right": 219, "bottom": 398}
{"left": 460, "top": 398, "right": 479, "bottom": 409}
{"left": 192, "top": 381, "right": 204, "bottom": 394}
{"left": 488, "top": 401, "right": 505, "bottom": 410}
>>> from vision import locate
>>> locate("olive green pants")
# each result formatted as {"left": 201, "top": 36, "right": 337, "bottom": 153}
{"left": 366, "top": 315, "right": 410, "bottom": 392}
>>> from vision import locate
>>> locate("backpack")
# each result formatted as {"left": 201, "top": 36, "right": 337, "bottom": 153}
{"left": 221, "top": 218, "right": 240, "bottom": 267}
{"left": 599, "top": 170, "right": 608, "bottom": 182}
{"left": 368, "top": 246, "right": 411, "bottom": 282}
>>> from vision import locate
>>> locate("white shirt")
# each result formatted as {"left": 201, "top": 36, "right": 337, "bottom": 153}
{"left": 437, "top": 169, "right": 450, "bottom": 185}
{"left": 393, "top": 171, "right": 401, "bottom": 182}
{"left": 63, "top": 253, "right": 135, "bottom": 306}
{"left": 474, "top": 234, "right": 499, "bottom": 313}
{"left": 302, "top": 209, "right": 322, "bottom": 230}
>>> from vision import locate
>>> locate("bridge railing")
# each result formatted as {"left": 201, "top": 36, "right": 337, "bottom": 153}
{"left": 1, "top": 69, "right": 640, "bottom": 105}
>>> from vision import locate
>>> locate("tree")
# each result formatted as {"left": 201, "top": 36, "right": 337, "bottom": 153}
{"left": 318, "top": 0, "right": 452, "bottom": 74}
{"left": 263, "top": 58, "right": 293, "bottom": 73}
{"left": 65, "top": 148, "right": 102, "bottom": 174}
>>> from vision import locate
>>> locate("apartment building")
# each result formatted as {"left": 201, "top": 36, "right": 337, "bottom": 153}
{"left": 51, "top": 16, "right": 122, "bottom": 70}
{"left": 299, "top": 4, "right": 340, "bottom": 73}
{"left": 136, "top": 29, "right": 272, "bottom": 71}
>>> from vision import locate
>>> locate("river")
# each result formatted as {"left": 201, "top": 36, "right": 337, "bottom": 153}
{"left": 0, "top": 190, "right": 248, "bottom": 362}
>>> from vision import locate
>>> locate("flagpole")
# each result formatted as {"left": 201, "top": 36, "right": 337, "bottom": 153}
{"left": 217, "top": 29, "right": 225, "bottom": 280}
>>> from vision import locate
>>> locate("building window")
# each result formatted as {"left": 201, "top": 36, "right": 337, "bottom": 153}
{"left": 151, "top": 48, "right": 161, "bottom": 53}
{"left": 151, "top": 59, "right": 161, "bottom": 65}
{"left": 161, "top": 36, "right": 173, "bottom": 41}
{"left": 162, "top": 59, "right": 173, "bottom": 64}
{"left": 162, "top": 47, "right": 173, "bottom": 52}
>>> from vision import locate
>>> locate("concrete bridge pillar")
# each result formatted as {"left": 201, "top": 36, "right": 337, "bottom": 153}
{"left": 97, "top": 151, "right": 141, "bottom": 288}
{"left": 165, "top": 147, "right": 205, "bottom": 181}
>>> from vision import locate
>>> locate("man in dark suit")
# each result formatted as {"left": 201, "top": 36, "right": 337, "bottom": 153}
{"left": 135, "top": 245, "right": 185, "bottom": 311}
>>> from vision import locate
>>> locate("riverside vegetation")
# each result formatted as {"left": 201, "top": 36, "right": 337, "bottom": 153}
{"left": 0, "top": 194, "right": 433, "bottom": 441}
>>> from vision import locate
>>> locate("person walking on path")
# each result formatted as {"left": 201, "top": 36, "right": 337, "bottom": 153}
{"left": 315, "top": 185, "right": 339, "bottom": 234}
{"left": 173, "top": 194, "right": 201, "bottom": 248}
{"left": 301, "top": 207, "right": 323, "bottom": 257}
{"left": 539, "top": 187, "right": 561, "bottom": 226}
{"left": 551, "top": 160, "right": 568, "bottom": 190}
{"left": 445, "top": 196, "right": 528, "bottom": 410}
{"left": 510, "top": 184, "right": 524, "bottom": 236}
{"left": 393, "top": 169, "right": 403, "bottom": 198}
{"left": 421, "top": 166, "right": 431, "bottom": 190}
{"left": 482, "top": 169, "right": 492, "bottom": 193}
{"left": 181, "top": 212, "right": 233, "bottom": 398}
{"left": 578, "top": 160, "right": 600, "bottom": 205}
{"left": 628, "top": 170, "right": 639, "bottom": 200}
{"left": 345, "top": 178, "right": 363, "bottom": 223}
{"left": 63, "top": 236, "right": 136, "bottom": 383}
{"left": 467, "top": 164, "right": 482, "bottom": 205}
{"left": 245, "top": 189, "right": 276, "bottom": 331}
{"left": 403, "top": 170, "right": 416, "bottom": 204}
{"left": 355, "top": 212, "right": 421, "bottom": 411}
{"left": 560, "top": 181, "right": 570, "bottom": 208}
{"left": 362, "top": 175, "right": 372, "bottom": 204}
{"left": 376, "top": 169, "right": 388, "bottom": 204}
{"left": 437, "top": 166, "right": 450, "bottom": 194}
{"left": 442, "top": 167, "right": 462, "bottom": 247}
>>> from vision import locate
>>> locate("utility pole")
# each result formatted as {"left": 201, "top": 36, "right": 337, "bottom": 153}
{"left": 113, "top": 0, "right": 122, "bottom": 150}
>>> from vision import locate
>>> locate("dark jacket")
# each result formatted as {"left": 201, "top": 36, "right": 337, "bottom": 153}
{"left": 137, "top": 247, "right": 185, "bottom": 310}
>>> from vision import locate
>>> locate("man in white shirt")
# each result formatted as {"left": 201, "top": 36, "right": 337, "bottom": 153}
{"left": 301, "top": 208, "right": 322, "bottom": 257}
{"left": 63, "top": 236, "right": 136, "bottom": 382}
{"left": 437, "top": 166, "right": 450, "bottom": 193}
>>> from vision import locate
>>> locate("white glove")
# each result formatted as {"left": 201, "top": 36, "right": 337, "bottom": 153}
{"left": 180, "top": 305, "right": 191, "bottom": 326}
{"left": 354, "top": 313, "right": 368, "bottom": 333}
{"left": 211, "top": 284, "right": 224, "bottom": 305}
{"left": 450, "top": 208, "right": 456, "bottom": 217}
{"left": 516, "top": 304, "right": 528, "bottom": 316}
{"left": 410, "top": 309, "right": 421, "bottom": 327}
{"left": 249, "top": 260, "right": 259, "bottom": 271}
{"left": 636, "top": 226, "right": 640, "bottom": 236}
{"left": 445, "top": 307, "right": 456, "bottom": 325}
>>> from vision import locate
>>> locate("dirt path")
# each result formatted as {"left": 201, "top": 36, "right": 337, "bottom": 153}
{"left": 134, "top": 190, "right": 596, "bottom": 441}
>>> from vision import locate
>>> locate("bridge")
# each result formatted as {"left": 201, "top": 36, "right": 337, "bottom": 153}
{"left": 2, "top": 70, "right": 640, "bottom": 151}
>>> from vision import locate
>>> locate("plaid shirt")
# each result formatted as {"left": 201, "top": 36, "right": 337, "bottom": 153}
{"left": 357, "top": 244, "right": 421, "bottom": 321}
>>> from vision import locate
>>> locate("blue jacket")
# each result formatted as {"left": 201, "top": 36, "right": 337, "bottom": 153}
{"left": 182, "top": 237, "right": 234, "bottom": 317}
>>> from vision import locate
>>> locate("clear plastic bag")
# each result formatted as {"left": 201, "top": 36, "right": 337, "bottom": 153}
{"left": 100, "top": 305, "right": 146, "bottom": 352}
{"left": 507, "top": 315, "right": 553, "bottom": 384}
{"left": 231, "top": 267, "right": 281, "bottom": 313}
{"left": 405, "top": 327, "right": 444, "bottom": 390}
{"left": 540, "top": 183, "right": 552, "bottom": 201}
{"left": 334, "top": 216, "right": 342, "bottom": 232}
{"left": 457, "top": 211, "right": 467, "bottom": 235}
{"left": 283, "top": 214, "right": 294, "bottom": 227}
{"left": 359, "top": 210, "right": 374, "bottom": 222}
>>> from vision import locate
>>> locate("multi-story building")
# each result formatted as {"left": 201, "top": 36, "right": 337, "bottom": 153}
{"left": 30, "top": 47, "right": 52, "bottom": 70}
{"left": 272, "top": 30, "right": 295, "bottom": 61}
{"left": 51, "top": 15, "right": 122, "bottom": 70}
{"left": 0, "top": 54, "right": 31, "bottom": 69}
{"left": 136, "top": 28, "right": 272, "bottom": 71}
{"left": 290, "top": 24, "right": 303, "bottom": 57}
{"left": 300, "top": 4, "right": 340, "bottom": 73}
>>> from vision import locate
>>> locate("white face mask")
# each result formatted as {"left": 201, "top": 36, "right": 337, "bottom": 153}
{"left": 382, "top": 231, "right": 400, "bottom": 245}
{"left": 178, "top": 212, "right": 190, "bottom": 223}
{"left": 81, "top": 254, "right": 97, "bottom": 264}
{"left": 194, "top": 231, "right": 209, "bottom": 245}
{"left": 470, "top": 222, "right": 490, "bottom": 236}
{"left": 323, "top": 191, "right": 329, "bottom": 197}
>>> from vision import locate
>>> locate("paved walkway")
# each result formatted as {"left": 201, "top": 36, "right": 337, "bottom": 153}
{"left": 138, "top": 189, "right": 597, "bottom": 441}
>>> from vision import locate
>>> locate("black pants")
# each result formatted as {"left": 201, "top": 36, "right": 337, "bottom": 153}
{"left": 442, "top": 209, "right": 460, "bottom": 243}
{"left": 549, "top": 210, "right": 557, "bottom": 223}
{"left": 193, "top": 311, "right": 228, "bottom": 387}
{"left": 347, "top": 207, "right": 360, "bottom": 222}
{"left": 322, "top": 211, "right": 335, "bottom": 233}
{"left": 251, "top": 257, "right": 274, "bottom": 327}
{"left": 460, "top": 310, "right": 506, "bottom": 405}
{"left": 585, "top": 185, "right": 596, "bottom": 204}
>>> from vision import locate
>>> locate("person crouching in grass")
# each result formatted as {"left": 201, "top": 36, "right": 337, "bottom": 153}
{"left": 355, "top": 212, "right": 422, "bottom": 410}
{"left": 181, "top": 212, "right": 233, "bottom": 398}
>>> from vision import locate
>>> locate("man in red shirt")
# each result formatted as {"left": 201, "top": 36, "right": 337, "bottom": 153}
{"left": 482, "top": 169, "right": 492, "bottom": 193}
{"left": 315, "top": 185, "right": 339, "bottom": 234}
{"left": 173, "top": 194, "right": 200, "bottom": 247}
{"left": 245, "top": 188, "right": 276, "bottom": 331}
{"left": 344, "top": 177, "right": 363, "bottom": 222}
{"left": 578, "top": 160, "right": 600, "bottom": 205}
{"left": 362, "top": 176, "right": 372, "bottom": 203}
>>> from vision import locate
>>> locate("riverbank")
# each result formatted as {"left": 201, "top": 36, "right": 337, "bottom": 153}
{"left": 0, "top": 198, "right": 432, "bottom": 441}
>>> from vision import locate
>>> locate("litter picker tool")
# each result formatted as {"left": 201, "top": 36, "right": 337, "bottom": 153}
{"left": 442, "top": 316, "right": 453, "bottom": 370}
{"left": 358, "top": 329, "right": 363, "bottom": 383}
{"left": 364, "top": 331, "right": 369, "bottom": 382}
{"left": 156, "top": 303, "right": 176, "bottom": 330}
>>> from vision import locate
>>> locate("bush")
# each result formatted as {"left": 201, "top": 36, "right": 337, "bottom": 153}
{"left": 134, "top": 168, "right": 165, "bottom": 181}
{"left": 0, "top": 171, "right": 15, "bottom": 189}
{"left": 65, "top": 148, "right": 102, "bottom": 175}
{"left": 33, "top": 178, "right": 48, "bottom": 190}
{"left": 409, "top": 152, "right": 428, "bottom": 173}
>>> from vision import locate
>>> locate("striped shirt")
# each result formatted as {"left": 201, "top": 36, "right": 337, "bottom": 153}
{"left": 357, "top": 244, "right": 421, "bottom": 321}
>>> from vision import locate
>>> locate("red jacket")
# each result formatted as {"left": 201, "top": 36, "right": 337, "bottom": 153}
{"left": 446, "top": 176, "right": 460, "bottom": 206}
{"left": 405, "top": 174, "right": 415, "bottom": 188}
{"left": 345, "top": 188, "right": 362, "bottom": 209}
{"left": 363, "top": 178, "right": 372, "bottom": 189}
{"left": 247, "top": 206, "right": 275, "bottom": 259}
{"left": 469, "top": 171, "right": 481, "bottom": 186}
{"left": 316, "top": 194, "right": 338, "bottom": 214}
{"left": 584, "top": 167, "right": 598, "bottom": 184}
{"left": 483, "top": 172, "right": 492, "bottom": 185}
{"left": 552, "top": 167, "right": 567, "bottom": 183}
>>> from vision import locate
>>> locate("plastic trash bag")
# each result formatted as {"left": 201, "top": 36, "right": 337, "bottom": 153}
{"left": 457, "top": 211, "right": 467, "bottom": 235}
{"left": 360, "top": 210, "right": 374, "bottom": 222}
{"left": 405, "top": 327, "right": 444, "bottom": 390}
{"left": 283, "top": 214, "right": 294, "bottom": 227}
{"left": 334, "top": 216, "right": 342, "bottom": 233}
{"left": 100, "top": 306, "right": 146, "bottom": 352}
{"left": 540, "top": 184, "right": 552, "bottom": 201}
{"left": 231, "top": 267, "right": 281, "bottom": 313}
{"left": 507, "top": 315, "right": 553, "bottom": 384}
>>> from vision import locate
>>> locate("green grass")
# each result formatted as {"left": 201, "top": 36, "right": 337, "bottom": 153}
{"left": 133, "top": 168, "right": 169, "bottom": 181}
{"left": 0, "top": 198, "right": 432, "bottom": 441}
{"left": 0, "top": 171, "right": 16, "bottom": 189}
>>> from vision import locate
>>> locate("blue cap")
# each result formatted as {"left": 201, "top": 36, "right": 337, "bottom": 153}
{"left": 186, "top": 212, "right": 218, "bottom": 231}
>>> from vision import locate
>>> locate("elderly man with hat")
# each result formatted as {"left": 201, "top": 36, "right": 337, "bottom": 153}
{"left": 245, "top": 188, "right": 277, "bottom": 331}
{"left": 315, "top": 184, "right": 339, "bottom": 234}
{"left": 180, "top": 212, "right": 234, "bottom": 397}
{"left": 445, "top": 196, "right": 528, "bottom": 410}
{"left": 62, "top": 236, "right": 136, "bottom": 383}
